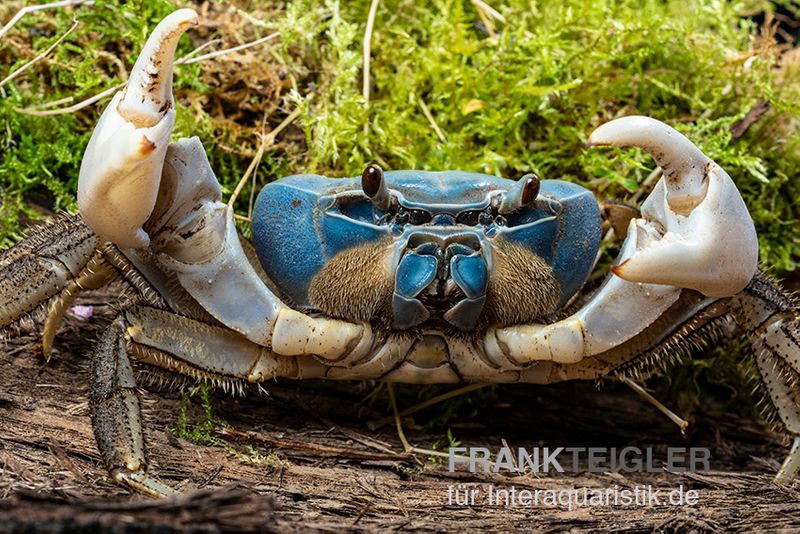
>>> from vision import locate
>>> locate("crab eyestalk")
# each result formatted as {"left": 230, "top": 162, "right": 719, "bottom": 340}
{"left": 361, "top": 163, "right": 393, "bottom": 211}
{"left": 77, "top": 9, "right": 199, "bottom": 249}
{"left": 498, "top": 173, "right": 540, "bottom": 214}
{"left": 589, "top": 116, "right": 758, "bottom": 298}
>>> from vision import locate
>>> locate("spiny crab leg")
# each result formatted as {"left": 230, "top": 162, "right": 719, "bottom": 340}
{"left": 485, "top": 116, "right": 758, "bottom": 365}
{"left": 77, "top": 9, "right": 199, "bottom": 249}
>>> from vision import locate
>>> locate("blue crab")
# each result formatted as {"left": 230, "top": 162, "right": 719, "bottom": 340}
{"left": 1, "top": 9, "right": 799, "bottom": 496}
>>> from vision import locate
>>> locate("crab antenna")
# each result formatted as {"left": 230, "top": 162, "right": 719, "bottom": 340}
{"left": 361, "top": 163, "right": 392, "bottom": 210}
{"left": 498, "top": 173, "right": 540, "bottom": 214}
{"left": 589, "top": 116, "right": 709, "bottom": 215}
{"left": 117, "top": 8, "right": 199, "bottom": 128}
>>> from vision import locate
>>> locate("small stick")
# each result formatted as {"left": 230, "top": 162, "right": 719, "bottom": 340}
{"left": 221, "top": 427, "right": 408, "bottom": 462}
{"left": 369, "top": 382, "right": 488, "bottom": 430}
{"left": 387, "top": 383, "right": 412, "bottom": 453}
{"left": 417, "top": 94, "right": 446, "bottom": 142}
{"left": 0, "top": 18, "right": 80, "bottom": 89}
{"left": 0, "top": 0, "right": 92, "bottom": 41}
{"left": 471, "top": 0, "right": 506, "bottom": 24}
{"left": 621, "top": 376, "right": 689, "bottom": 434}
{"left": 362, "top": 0, "right": 381, "bottom": 136}
{"left": 227, "top": 106, "right": 302, "bottom": 209}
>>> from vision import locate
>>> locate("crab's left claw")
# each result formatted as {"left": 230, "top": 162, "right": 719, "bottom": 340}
{"left": 77, "top": 9, "right": 199, "bottom": 249}
{"left": 485, "top": 116, "right": 760, "bottom": 366}
{"left": 589, "top": 116, "right": 758, "bottom": 297}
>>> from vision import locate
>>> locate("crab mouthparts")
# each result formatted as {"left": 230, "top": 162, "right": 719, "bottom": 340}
{"left": 392, "top": 236, "right": 488, "bottom": 331}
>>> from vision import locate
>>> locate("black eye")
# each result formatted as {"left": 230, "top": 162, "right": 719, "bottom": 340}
{"left": 456, "top": 210, "right": 480, "bottom": 226}
{"left": 361, "top": 164, "right": 384, "bottom": 198}
{"left": 520, "top": 173, "right": 540, "bottom": 205}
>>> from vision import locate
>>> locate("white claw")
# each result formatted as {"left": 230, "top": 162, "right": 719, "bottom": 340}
{"left": 591, "top": 116, "right": 758, "bottom": 298}
{"left": 486, "top": 116, "right": 760, "bottom": 366}
{"left": 590, "top": 116, "right": 709, "bottom": 215}
{"left": 77, "top": 9, "right": 199, "bottom": 249}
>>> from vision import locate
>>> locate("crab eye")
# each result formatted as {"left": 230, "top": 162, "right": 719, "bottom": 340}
{"left": 498, "top": 172, "right": 541, "bottom": 214}
{"left": 361, "top": 164, "right": 383, "bottom": 197}
{"left": 361, "top": 163, "right": 392, "bottom": 210}
{"left": 520, "top": 173, "right": 540, "bottom": 205}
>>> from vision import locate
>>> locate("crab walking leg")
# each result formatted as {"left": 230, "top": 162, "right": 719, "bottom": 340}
{"left": 77, "top": 9, "right": 199, "bottom": 249}
{"left": 90, "top": 315, "right": 174, "bottom": 497}
{"left": 89, "top": 307, "right": 329, "bottom": 496}
{"left": 0, "top": 214, "right": 99, "bottom": 329}
{"left": 122, "top": 306, "right": 329, "bottom": 382}
{"left": 731, "top": 271, "right": 800, "bottom": 484}
{"left": 42, "top": 254, "right": 118, "bottom": 357}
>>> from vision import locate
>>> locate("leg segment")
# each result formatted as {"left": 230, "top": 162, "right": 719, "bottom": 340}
{"left": 42, "top": 254, "right": 118, "bottom": 357}
{"left": 89, "top": 305, "right": 329, "bottom": 496}
{"left": 731, "top": 270, "right": 800, "bottom": 484}
{"left": 90, "top": 315, "right": 175, "bottom": 497}
{"left": 0, "top": 214, "right": 99, "bottom": 329}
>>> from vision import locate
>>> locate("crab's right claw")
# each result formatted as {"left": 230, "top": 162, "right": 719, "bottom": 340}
{"left": 77, "top": 9, "right": 199, "bottom": 249}
{"left": 589, "top": 116, "right": 759, "bottom": 298}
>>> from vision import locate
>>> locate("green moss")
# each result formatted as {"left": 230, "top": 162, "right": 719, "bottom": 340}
{"left": 174, "top": 384, "right": 221, "bottom": 446}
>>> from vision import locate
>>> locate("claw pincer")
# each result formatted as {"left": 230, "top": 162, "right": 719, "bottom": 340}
{"left": 77, "top": 9, "right": 198, "bottom": 248}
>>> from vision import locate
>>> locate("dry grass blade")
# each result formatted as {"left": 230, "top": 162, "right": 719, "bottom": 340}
{"left": 369, "top": 382, "right": 488, "bottom": 430}
{"left": 362, "top": 0, "right": 380, "bottom": 136}
{"left": 621, "top": 376, "right": 689, "bottom": 434}
{"left": 227, "top": 105, "right": 302, "bottom": 209}
{"left": 175, "top": 31, "right": 279, "bottom": 66}
{"left": 14, "top": 81, "right": 124, "bottom": 116}
{"left": 471, "top": 0, "right": 506, "bottom": 24}
{"left": 0, "top": 18, "right": 80, "bottom": 90}
{"left": 417, "top": 94, "right": 446, "bottom": 142}
{"left": 0, "top": 0, "right": 92, "bottom": 41}
{"left": 221, "top": 427, "right": 408, "bottom": 462}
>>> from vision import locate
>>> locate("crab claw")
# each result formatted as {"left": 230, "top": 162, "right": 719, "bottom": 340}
{"left": 589, "top": 116, "right": 758, "bottom": 298}
{"left": 77, "top": 9, "right": 199, "bottom": 248}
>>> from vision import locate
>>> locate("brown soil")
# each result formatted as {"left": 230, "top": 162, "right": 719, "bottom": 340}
{"left": 1, "top": 292, "right": 800, "bottom": 532}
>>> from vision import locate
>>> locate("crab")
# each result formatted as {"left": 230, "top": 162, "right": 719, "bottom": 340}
{"left": 2, "top": 8, "right": 800, "bottom": 497}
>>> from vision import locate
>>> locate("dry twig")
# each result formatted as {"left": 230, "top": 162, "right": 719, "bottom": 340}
{"left": 362, "top": 0, "right": 381, "bottom": 136}
{"left": 0, "top": 0, "right": 92, "bottom": 41}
